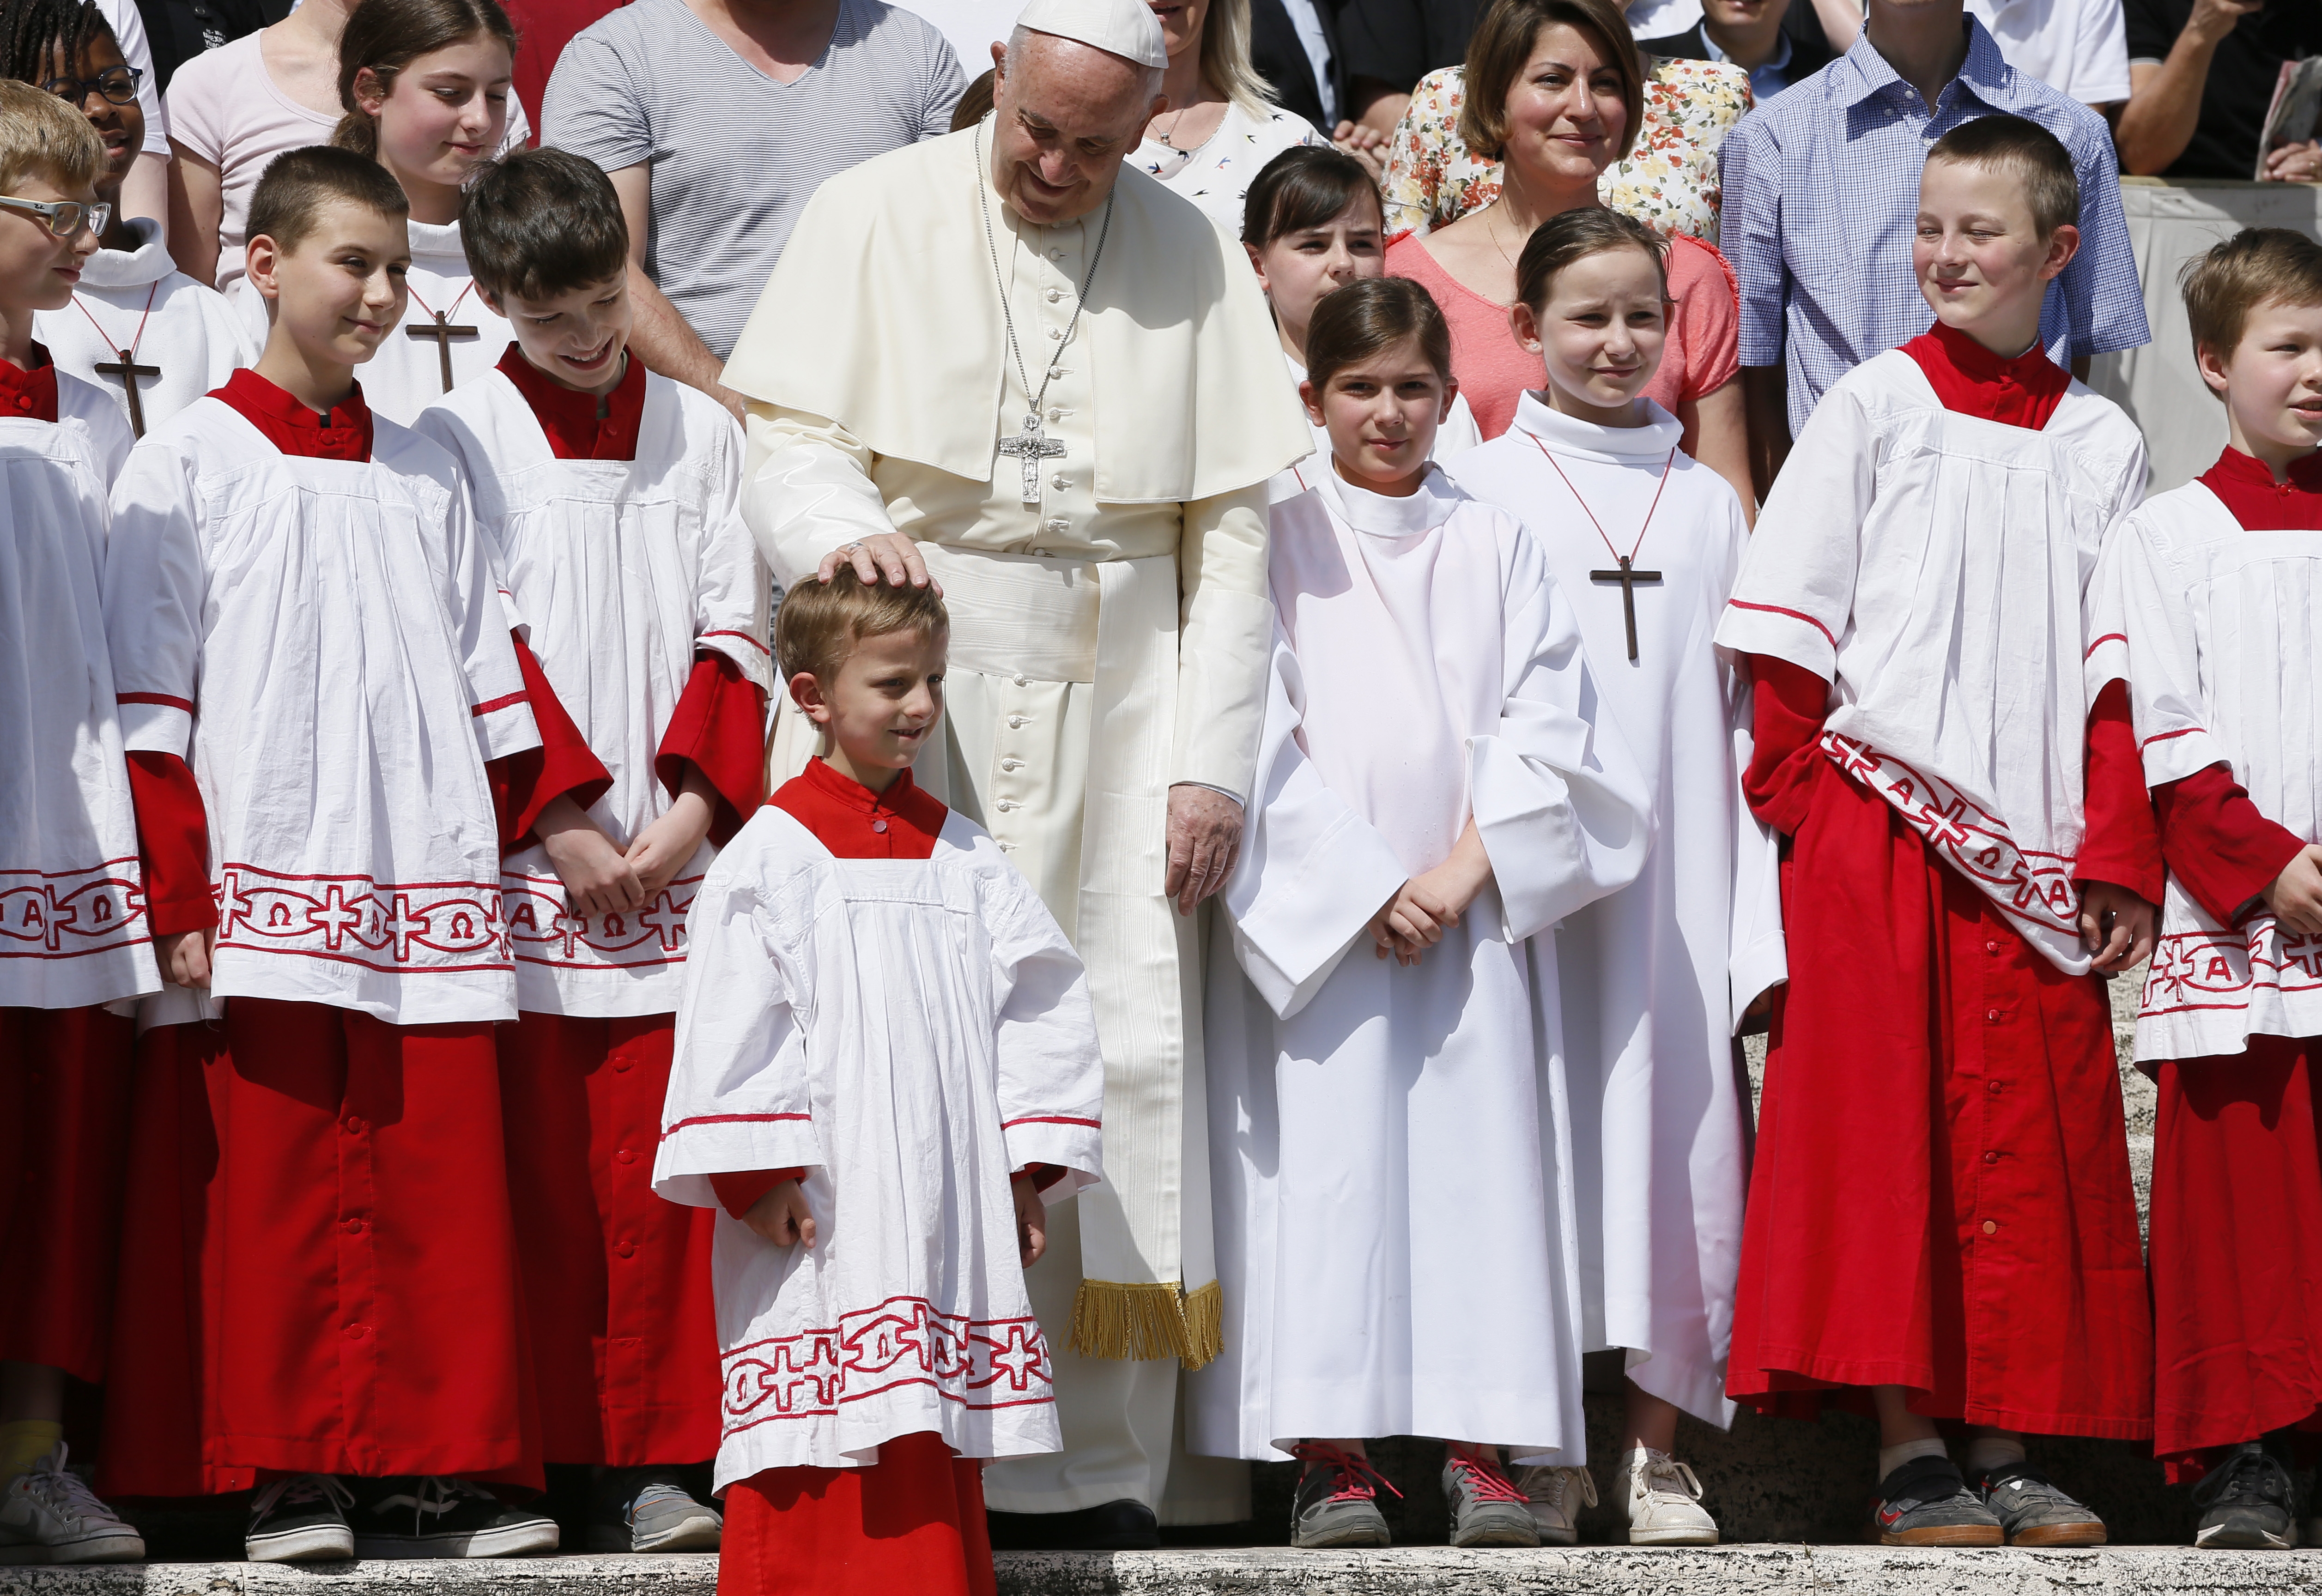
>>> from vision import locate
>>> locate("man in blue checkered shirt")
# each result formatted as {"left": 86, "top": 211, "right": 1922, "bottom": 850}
{"left": 1719, "top": 0, "right": 2149, "bottom": 489}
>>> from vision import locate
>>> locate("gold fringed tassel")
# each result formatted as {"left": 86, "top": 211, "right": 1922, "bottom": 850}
{"left": 1068, "top": 1278, "right": 1226, "bottom": 1368}
{"left": 1178, "top": 1278, "right": 1223, "bottom": 1372}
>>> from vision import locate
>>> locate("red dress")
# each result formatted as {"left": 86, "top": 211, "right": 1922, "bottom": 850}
{"left": 0, "top": 347, "right": 138, "bottom": 1385}
{"left": 491, "top": 348, "right": 764, "bottom": 1469}
{"left": 99, "top": 372, "right": 605, "bottom": 1496}
{"left": 1723, "top": 329, "right": 2159, "bottom": 1439}
{"left": 2143, "top": 449, "right": 2322, "bottom": 1480}
{"left": 712, "top": 760, "right": 996, "bottom": 1596}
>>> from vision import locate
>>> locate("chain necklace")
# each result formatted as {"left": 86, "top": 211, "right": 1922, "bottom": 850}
{"left": 976, "top": 121, "right": 1116, "bottom": 506}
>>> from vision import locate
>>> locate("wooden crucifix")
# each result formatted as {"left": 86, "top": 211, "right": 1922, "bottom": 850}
{"left": 1590, "top": 554, "right": 1662, "bottom": 662}
{"left": 406, "top": 311, "right": 478, "bottom": 393}
{"left": 95, "top": 347, "right": 160, "bottom": 437}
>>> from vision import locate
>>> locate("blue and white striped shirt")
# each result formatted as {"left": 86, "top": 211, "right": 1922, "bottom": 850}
{"left": 1718, "top": 16, "right": 2148, "bottom": 438}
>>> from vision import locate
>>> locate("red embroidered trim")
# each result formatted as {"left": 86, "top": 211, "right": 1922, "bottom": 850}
{"left": 2143, "top": 926, "right": 2322, "bottom": 1019}
{"left": 117, "top": 691, "right": 194, "bottom": 712}
{"left": 2140, "top": 726, "right": 2203, "bottom": 750}
{"left": 471, "top": 690, "right": 527, "bottom": 718}
{"left": 663, "top": 1112, "right": 813, "bottom": 1137}
{"left": 1727, "top": 598, "right": 1839, "bottom": 647}
{"left": 720, "top": 1295, "right": 1054, "bottom": 1433}
{"left": 212, "top": 865, "right": 512, "bottom": 974}
{"left": 503, "top": 873, "right": 699, "bottom": 968}
{"left": 1000, "top": 1115, "right": 1102, "bottom": 1129}
{"left": 0, "top": 859, "right": 148, "bottom": 957}
{"left": 699, "top": 629, "right": 771, "bottom": 657}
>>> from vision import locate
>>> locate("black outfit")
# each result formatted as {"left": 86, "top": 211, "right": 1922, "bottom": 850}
{"left": 133, "top": 0, "right": 284, "bottom": 92}
{"left": 2123, "top": 0, "right": 2322, "bottom": 180}
{"left": 1640, "top": 2, "right": 1837, "bottom": 93}
{"left": 1251, "top": 0, "right": 1347, "bottom": 131}
{"left": 1337, "top": 0, "right": 1479, "bottom": 97}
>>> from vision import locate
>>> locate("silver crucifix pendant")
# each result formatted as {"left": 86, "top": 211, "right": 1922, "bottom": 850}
{"left": 996, "top": 413, "right": 1066, "bottom": 507}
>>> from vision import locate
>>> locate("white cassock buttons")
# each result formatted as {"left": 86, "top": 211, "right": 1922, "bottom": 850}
{"left": 997, "top": 799, "right": 1019, "bottom": 811}
{"left": 872, "top": 819, "right": 888, "bottom": 834}
{"left": 1002, "top": 759, "right": 1023, "bottom": 772}
{"left": 1046, "top": 288, "right": 1062, "bottom": 302}
{"left": 1048, "top": 327, "right": 1063, "bottom": 339}
{"left": 1052, "top": 474, "right": 1069, "bottom": 490}
{"left": 1008, "top": 714, "right": 1029, "bottom": 729}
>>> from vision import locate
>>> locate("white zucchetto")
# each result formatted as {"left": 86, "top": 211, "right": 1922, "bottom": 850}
{"left": 1015, "top": 0, "right": 1168, "bottom": 69}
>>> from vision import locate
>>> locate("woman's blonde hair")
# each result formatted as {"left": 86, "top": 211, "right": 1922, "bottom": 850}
{"left": 1197, "top": 0, "right": 1279, "bottom": 120}
{"left": 1457, "top": 0, "right": 1643, "bottom": 165}
{"left": 0, "top": 77, "right": 101, "bottom": 195}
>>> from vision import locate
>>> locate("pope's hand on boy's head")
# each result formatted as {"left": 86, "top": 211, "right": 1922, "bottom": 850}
{"left": 815, "top": 533, "right": 940, "bottom": 595}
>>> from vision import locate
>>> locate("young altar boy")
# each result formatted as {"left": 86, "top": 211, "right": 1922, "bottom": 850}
{"left": 655, "top": 568, "right": 1103, "bottom": 1596}
{"left": 11, "top": 0, "right": 252, "bottom": 436}
{"left": 1712, "top": 114, "right": 2160, "bottom": 1546}
{"left": 413, "top": 147, "right": 769, "bottom": 1554}
{"left": 97, "top": 145, "right": 594, "bottom": 1562}
{"left": 0, "top": 79, "right": 154, "bottom": 1566}
{"left": 2089, "top": 228, "right": 2322, "bottom": 1553}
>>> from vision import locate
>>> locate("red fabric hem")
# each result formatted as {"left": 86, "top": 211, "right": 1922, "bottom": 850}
{"left": 2155, "top": 764, "right": 2310, "bottom": 928}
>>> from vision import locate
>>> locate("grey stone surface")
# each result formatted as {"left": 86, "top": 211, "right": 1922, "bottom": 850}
{"left": 13, "top": 1548, "right": 2322, "bottom": 1596}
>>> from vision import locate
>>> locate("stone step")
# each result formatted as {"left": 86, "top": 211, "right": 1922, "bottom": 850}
{"left": 11, "top": 1548, "right": 2322, "bottom": 1596}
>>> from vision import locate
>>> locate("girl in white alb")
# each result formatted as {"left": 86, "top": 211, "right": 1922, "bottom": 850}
{"left": 39, "top": 212, "right": 252, "bottom": 435}
{"left": 1193, "top": 276, "right": 1651, "bottom": 1550}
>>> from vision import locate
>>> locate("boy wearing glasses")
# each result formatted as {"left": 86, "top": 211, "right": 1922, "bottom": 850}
{"left": 9, "top": 0, "right": 251, "bottom": 437}
{"left": 0, "top": 80, "right": 156, "bottom": 1565}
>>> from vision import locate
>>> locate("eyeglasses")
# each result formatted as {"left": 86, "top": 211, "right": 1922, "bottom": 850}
{"left": 0, "top": 196, "right": 109, "bottom": 238}
{"left": 39, "top": 65, "right": 142, "bottom": 106}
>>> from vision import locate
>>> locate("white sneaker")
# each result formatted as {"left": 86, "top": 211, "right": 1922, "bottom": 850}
{"left": 1512, "top": 1463, "right": 1596, "bottom": 1546}
{"left": 0, "top": 1445, "right": 144, "bottom": 1564}
{"left": 1616, "top": 1447, "right": 1717, "bottom": 1546}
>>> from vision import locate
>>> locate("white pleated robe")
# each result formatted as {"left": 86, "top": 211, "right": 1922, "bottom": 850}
{"left": 654, "top": 804, "right": 1106, "bottom": 1487}
{"left": 1192, "top": 468, "right": 1652, "bottom": 1462}
{"left": 36, "top": 218, "right": 255, "bottom": 437}
{"left": 414, "top": 367, "right": 771, "bottom": 1016}
{"left": 0, "top": 372, "right": 156, "bottom": 1008}
{"left": 1449, "top": 394, "right": 1783, "bottom": 1426}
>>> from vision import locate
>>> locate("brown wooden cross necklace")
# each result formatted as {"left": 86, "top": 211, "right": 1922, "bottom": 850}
{"left": 73, "top": 284, "right": 159, "bottom": 437}
{"left": 1533, "top": 435, "right": 1676, "bottom": 662}
{"left": 405, "top": 280, "right": 478, "bottom": 393}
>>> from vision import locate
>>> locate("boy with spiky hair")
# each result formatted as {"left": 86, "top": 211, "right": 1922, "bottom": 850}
{"left": 98, "top": 145, "right": 599, "bottom": 1563}
{"left": 412, "top": 146, "right": 769, "bottom": 1555}
{"left": 2091, "top": 228, "right": 2322, "bottom": 1553}
{"left": 0, "top": 76, "right": 153, "bottom": 1568}
{"left": 1716, "top": 113, "right": 2159, "bottom": 1548}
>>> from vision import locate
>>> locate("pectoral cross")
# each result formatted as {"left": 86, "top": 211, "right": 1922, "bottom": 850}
{"left": 996, "top": 413, "right": 1067, "bottom": 507}
{"left": 1590, "top": 555, "right": 1662, "bottom": 662}
{"left": 406, "top": 311, "right": 477, "bottom": 393}
{"left": 94, "top": 347, "right": 159, "bottom": 437}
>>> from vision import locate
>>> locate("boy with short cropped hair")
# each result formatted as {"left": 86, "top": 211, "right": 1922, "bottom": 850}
{"left": 2089, "top": 228, "right": 2322, "bottom": 1553}
{"left": 657, "top": 567, "right": 1102, "bottom": 1596}
{"left": 1715, "top": 115, "right": 2160, "bottom": 1547}
{"left": 0, "top": 77, "right": 153, "bottom": 1567}
{"left": 98, "top": 144, "right": 600, "bottom": 1562}
{"left": 413, "top": 146, "right": 770, "bottom": 1554}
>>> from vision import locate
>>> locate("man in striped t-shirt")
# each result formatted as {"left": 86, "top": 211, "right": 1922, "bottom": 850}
{"left": 544, "top": 0, "right": 963, "bottom": 417}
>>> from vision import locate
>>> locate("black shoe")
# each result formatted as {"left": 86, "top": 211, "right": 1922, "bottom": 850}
{"left": 2193, "top": 1444, "right": 2296, "bottom": 1550}
{"left": 1975, "top": 1461, "right": 2106, "bottom": 1547}
{"left": 1871, "top": 1455, "right": 2003, "bottom": 1547}
{"left": 985, "top": 1499, "right": 1159, "bottom": 1550}
{"left": 349, "top": 1476, "right": 561, "bottom": 1559}
{"left": 243, "top": 1475, "right": 354, "bottom": 1563}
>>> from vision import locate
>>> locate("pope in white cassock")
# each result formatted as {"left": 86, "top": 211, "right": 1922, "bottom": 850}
{"left": 717, "top": 0, "right": 1311, "bottom": 1542}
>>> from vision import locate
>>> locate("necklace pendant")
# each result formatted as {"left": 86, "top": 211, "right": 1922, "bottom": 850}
{"left": 997, "top": 412, "right": 1066, "bottom": 508}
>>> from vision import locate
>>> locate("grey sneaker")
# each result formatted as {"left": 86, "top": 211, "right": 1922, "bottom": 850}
{"left": 0, "top": 1446, "right": 144, "bottom": 1565}
{"left": 1975, "top": 1461, "right": 2106, "bottom": 1548}
{"left": 1872, "top": 1454, "right": 2003, "bottom": 1547}
{"left": 1442, "top": 1451, "right": 1540, "bottom": 1548}
{"left": 1286, "top": 1444, "right": 1394, "bottom": 1548}
{"left": 1512, "top": 1463, "right": 1596, "bottom": 1546}
{"left": 2193, "top": 1445, "right": 2295, "bottom": 1551}
{"left": 587, "top": 1469, "right": 722, "bottom": 1554}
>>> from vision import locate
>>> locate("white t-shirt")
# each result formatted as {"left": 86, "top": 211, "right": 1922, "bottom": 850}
{"left": 166, "top": 31, "right": 531, "bottom": 290}
{"left": 1965, "top": 0, "right": 2132, "bottom": 106}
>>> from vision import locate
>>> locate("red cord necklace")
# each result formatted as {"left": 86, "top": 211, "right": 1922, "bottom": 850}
{"left": 1532, "top": 434, "right": 1676, "bottom": 663}
{"left": 73, "top": 282, "right": 159, "bottom": 437}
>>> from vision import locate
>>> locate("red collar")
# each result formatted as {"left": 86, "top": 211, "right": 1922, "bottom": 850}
{"left": 771, "top": 756, "right": 949, "bottom": 861}
{"left": 496, "top": 343, "right": 646, "bottom": 462}
{"left": 212, "top": 368, "right": 373, "bottom": 461}
{"left": 0, "top": 343, "right": 59, "bottom": 423}
{"left": 2198, "top": 446, "right": 2322, "bottom": 531}
{"left": 1899, "top": 319, "right": 2070, "bottom": 431}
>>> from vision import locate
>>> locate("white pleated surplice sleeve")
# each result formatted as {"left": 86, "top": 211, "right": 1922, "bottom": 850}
{"left": 654, "top": 854, "right": 821, "bottom": 1209}
{"left": 1471, "top": 531, "right": 1654, "bottom": 943}
{"left": 687, "top": 392, "right": 776, "bottom": 695}
{"left": 103, "top": 433, "right": 205, "bottom": 759}
{"left": 976, "top": 833, "right": 1107, "bottom": 1195}
{"left": 1222, "top": 624, "right": 1411, "bottom": 1020}
{"left": 1714, "top": 384, "right": 1877, "bottom": 682}
{"left": 2085, "top": 494, "right": 2219, "bottom": 788}
{"left": 432, "top": 456, "right": 541, "bottom": 764}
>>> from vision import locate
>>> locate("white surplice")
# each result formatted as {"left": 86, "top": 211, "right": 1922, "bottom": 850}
{"left": 0, "top": 373, "right": 157, "bottom": 1008}
{"left": 414, "top": 367, "right": 771, "bottom": 1016}
{"left": 1192, "top": 467, "right": 1652, "bottom": 1462}
{"left": 36, "top": 218, "right": 255, "bottom": 437}
{"left": 654, "top": 803, "right": 1106, "bottom": 1487}
{"left": 1266, "top": 351, "right": 1475, "bottom": 505}
{"left": 105, "top": 401, "right": 541, "bottom": 1026}
{"left": 2088, "top": 480, "right": 2322, "bottom": 1062}
{"left": 1450, "top": 393, "right": 1782, "bottom": 1426}
{"left": 1713, "top": 351, "right": 2147, "bottom": 975}
{"left": 228, "top": 219, "right": 513, "bottom": 427}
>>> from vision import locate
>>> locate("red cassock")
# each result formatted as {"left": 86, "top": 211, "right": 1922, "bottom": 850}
{"left": 710, "top": 762, "right": 999, "bottom": 1596}
{"left": 99, "top": 373, "right": 607, "bottom": 1497}
{"left": 2142, "top": 452, "right": 2322, "bottom": 1480}
{"left": 0, "top": 354, "right": 137, "bottom": 1387}
{"left": 1724, "top": 338, "right": 2158, "bottom": 1439}
{"left": 491, "top": 349, "right": 764, "bottom": 1469}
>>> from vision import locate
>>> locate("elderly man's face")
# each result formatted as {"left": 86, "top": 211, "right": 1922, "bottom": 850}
{"left": 988, "top": 32, "right": 1161, "bottom": 227}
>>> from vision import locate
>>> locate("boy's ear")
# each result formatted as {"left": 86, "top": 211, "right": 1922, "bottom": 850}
{"left": 244, "top": 232, "right": 284, "bottom": 304}
{"left": 2195, "top": 338, "right": 2233, "bottom": 400}
{"left": 788, "top": 670, "right": 833, "bottom": 726}
{"left": 2040, "top": 222, "right": 2081, "bottom": 285}
{"left": 476, "top": 285, "right": 506, "bottom": 320}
